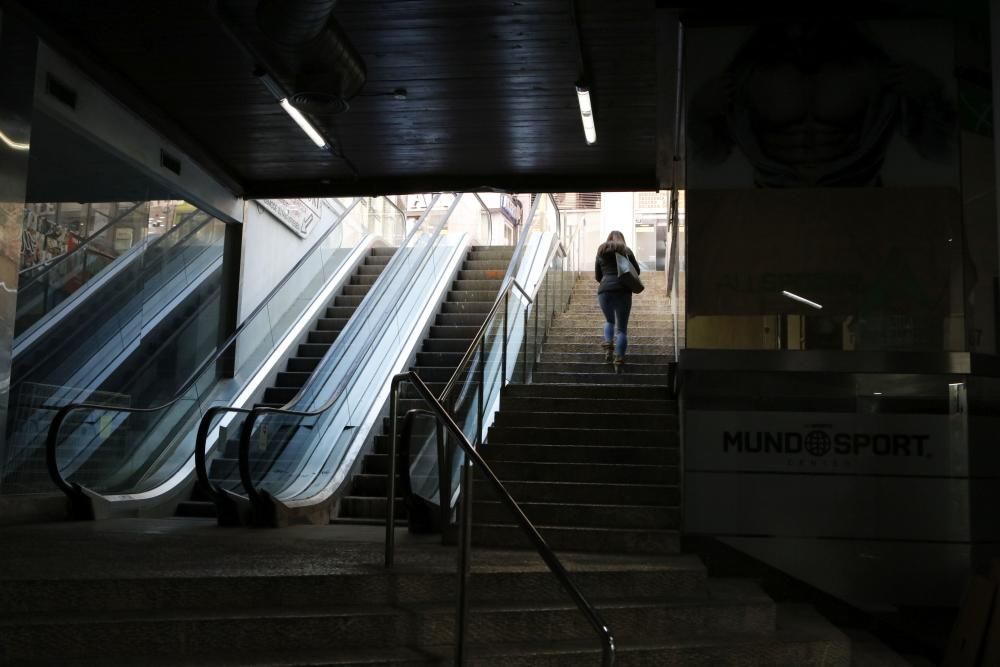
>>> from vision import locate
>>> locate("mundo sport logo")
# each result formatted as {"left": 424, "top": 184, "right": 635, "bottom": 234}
{"left": 722, "top": 425, "right": 929, "bottom": 458}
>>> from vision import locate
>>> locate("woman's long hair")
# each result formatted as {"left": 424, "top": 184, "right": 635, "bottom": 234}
{"left": 597, "top": 230, "right": 629, "bottom": 256}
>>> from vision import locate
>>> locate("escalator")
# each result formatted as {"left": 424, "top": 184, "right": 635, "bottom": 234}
{"left": 181, "top": 246, "right": 397, "bottom": 517}
{"left": 192, "top": 194, "right": 500, "bottom": 526}
{"left": 38, "top": 196, "right": 405, "bottom": 519}
{"left": 3, "top": 208, "right": 227, "bottom": 492}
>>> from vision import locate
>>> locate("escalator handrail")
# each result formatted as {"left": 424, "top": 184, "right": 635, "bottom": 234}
{"left": 228, "top": 195, "right": 463, "bottom": 507}
{"left": 389, "top": 371, "right": 616, "bottom": 667}
{"left": 44, "top": 199, "right": 360, "bottom": 498}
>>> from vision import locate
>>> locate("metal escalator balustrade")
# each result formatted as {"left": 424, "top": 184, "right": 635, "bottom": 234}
{"left": 40, "top": 197, "right": 380, "bottom": 516}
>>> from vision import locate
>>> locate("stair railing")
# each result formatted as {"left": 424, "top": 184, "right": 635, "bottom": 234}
{"left": 384, "top": 232, "right": 594, "bottom": 662}
{"left": 387, "top": 371, "right": 616, "bottom": 667}
{"left": 43, "top": 198, "right": 362, "bottom": 516}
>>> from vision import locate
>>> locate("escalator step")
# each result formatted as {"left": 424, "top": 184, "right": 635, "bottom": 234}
{"left": 264, "top": 387, "right": 299, "bottom": 404}
{"left": 326, "top": 306, "right": 355, "bottom": 318}
{"left": 365, "top": 255, "right": 392, "bottom": 266}
{"left": 276, "top": 371, "right": 311, "bottom": 388}
{"left": 370, "top": 246, "right": 396, "bottom": 257}
{"left": 316, "top": 317, "right": 348, "bottom": 331}
{"left": 350, "top": 274, "right": 378, "bottom": 286}
{"left": 334, "top": 295, "right": 364, "bottom": 307}
{"left": 342, "top": 284, "right": 372, "bottom": 297}
{"left": 287, "top": 357, "right": 321, "bottom": 373}
{"left": 298, "top": 343, "right": 331, "bottom": 357}
{"left": 307, "top": 330, "right": 338, "bottom": 345}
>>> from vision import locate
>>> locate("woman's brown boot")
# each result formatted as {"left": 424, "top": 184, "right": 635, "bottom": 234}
{"left": 601, "top": 341, "right": 614, "bottom": 363}
{"left": 613, "top": 355, "right": 625, "bottom": 374}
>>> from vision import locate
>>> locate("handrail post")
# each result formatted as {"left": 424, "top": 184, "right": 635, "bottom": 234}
{"left": 434, "top": 417, "right": 450, "bottom": 536}
{"left": 522, "top": 306, "right": 529, "bottom": 384}
{"left": 501, "top": 292, "right": 508, "bottom": 387}
{"left": 454, "top": 452, "right": 473, "bottom": 665}
{"left": 477, "top": 338, "right": 485, "bottom": 445}
{"left": 385, "top": 375, "right": 402, "bottom": 568}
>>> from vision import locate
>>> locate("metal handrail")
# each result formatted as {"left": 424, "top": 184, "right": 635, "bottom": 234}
{"left": 437, "top": 277, "right": 533, "bottom": 404}
{"left": 44, "top": 200, "right": 361, "bottom": 504}
{"left": 387, "top": 371, "right": 616, "bottom": 667}
{"left": 219, "top": 194, "right": 462, "bottom": 513}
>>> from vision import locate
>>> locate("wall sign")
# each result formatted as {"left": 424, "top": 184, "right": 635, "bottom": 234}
{"left": 687, "top": 409, "right": 959, "bottom": 476}
{"left": 255, "top": 199, "right": 322, "bottom": 238}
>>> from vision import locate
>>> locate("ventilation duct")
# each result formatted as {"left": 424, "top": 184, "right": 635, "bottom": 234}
{"left": 218, "top": 0, "right": 366, "bottom": 114}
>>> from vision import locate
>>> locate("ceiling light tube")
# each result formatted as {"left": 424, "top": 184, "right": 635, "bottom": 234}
{"left": 781, "top": 290, "right": 823, "bottom": 309}
{"left": 0, "top": 129, "right": 29, "bottom": 151}
{"left": 576, "top": 85, "right": 597, "bottom": 145}
{"left": 256, "top": 68, "right": 328, "bottom": 150}
{"left": 279, "top": 98, "right": 328, "bottom": 149}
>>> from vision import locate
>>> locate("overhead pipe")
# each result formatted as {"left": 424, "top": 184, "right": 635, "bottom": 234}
{"left": 218, "top": 0, "right": 366, "bottom": 114}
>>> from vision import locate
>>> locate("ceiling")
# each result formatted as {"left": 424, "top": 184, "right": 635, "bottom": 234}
{"left": 17, "top": 0, "right": 658, "bottom": 198}
{"left": 12, "top": 0, "right": 987, "bottom": 199}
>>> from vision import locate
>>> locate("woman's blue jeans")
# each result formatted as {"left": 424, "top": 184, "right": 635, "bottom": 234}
{"left": 598, "top": 290, "right": 632, "bottom": 357}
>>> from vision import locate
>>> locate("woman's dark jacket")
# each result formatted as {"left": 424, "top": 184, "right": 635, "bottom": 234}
{"left": 594, "top": 241, "right": 640, "bottom": 294}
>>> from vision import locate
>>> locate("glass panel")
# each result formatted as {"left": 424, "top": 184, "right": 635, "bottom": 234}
{"left": 34, "top": 198, "right": 366, "bottom": 497}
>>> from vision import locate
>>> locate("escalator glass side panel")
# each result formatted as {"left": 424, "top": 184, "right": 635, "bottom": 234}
{"left": 2, "top": 209, "right": 227, "bottom": 493}
{"left": 52, "top": 198, "right": 371, "bottom": 497}
{"left": 235, "top": 197, "right": 469, "bottom": 507}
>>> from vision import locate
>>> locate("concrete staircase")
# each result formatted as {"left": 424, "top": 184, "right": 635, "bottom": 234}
{"left": 464, "top": 273, "right": 854, "bottom": 663}
{"left": 0, "top": 274, "right": 914, "bottom": 665}
{"left": 334, "top": 245, "right": 514, "bottom": 525}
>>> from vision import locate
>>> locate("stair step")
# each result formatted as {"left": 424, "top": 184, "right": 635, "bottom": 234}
{"left": 483, "top": 443, "right": 677, "bottom": 465}
{"left": 473, "top": 499, "right": 680, "bottom": 529}
{"left": 488, "top": 426, "right": 677, "bottom": 447}
{"left": 486, "top": 461, "right": 679, "bottom": 484}
{"left": 491, "top": 410, "right": 675, "bottom": 430}
{"left": 502, "top": 383, "right": 672, "bottom": 401}
{"left": 543, "top": 343, "right": 671, "bottom": 354}
{"left": 532, "top": 372, "right": 669, "bottom": 385}
{"left": 474, "top": 480, "right": 678, "bottom": 507}
{"left": 416, "top": 351, "right": 465, "bottom": 367}
{"left": 444, "top": 605, "right": 850, "bottom": 667}
{"left": 539, "top": 353, "right": 674, "bottom": 364}
{"left": 473, "top": 523, "right": 681, "bottom": 555}
{"left": 499, "top": 396, "right": 672, "bottom": 415}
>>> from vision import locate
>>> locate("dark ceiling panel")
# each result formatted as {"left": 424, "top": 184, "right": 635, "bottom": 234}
{"left": 19, "top": 0, "right": 660, "bottom": 195}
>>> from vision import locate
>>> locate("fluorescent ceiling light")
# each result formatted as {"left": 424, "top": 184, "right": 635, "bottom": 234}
{"left": 279, "top": 98, "right": 327, "bottom": 149}
{"left": 781, "top": 290, "right": 823, "bottom": 309}
{"left": 576, "top": 86, "right": 597, "bottom": 145}
{"left": 0, "top": 129, "right": 29, "bottom": 151}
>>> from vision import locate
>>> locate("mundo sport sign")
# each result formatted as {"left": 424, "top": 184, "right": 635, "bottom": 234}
{"left": 687, "top": 410, "right": 957, "bottom": 476}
